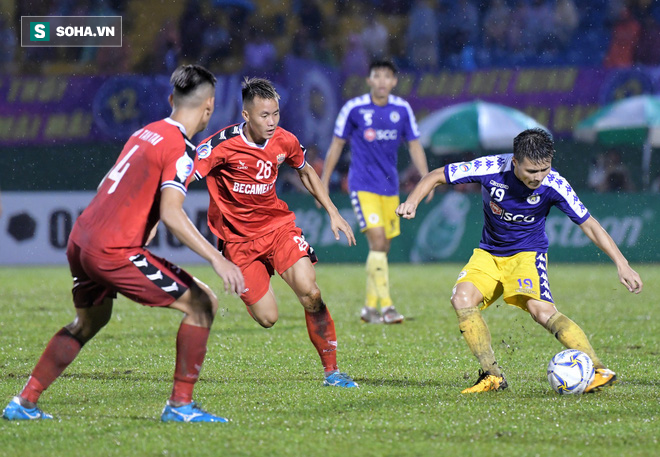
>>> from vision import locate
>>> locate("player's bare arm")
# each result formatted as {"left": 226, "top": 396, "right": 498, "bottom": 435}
{"left": 396, "top": 167, "right": 447, "bottom": 219}
{"left": 579, "top": 215, "right": 643, "bottom": 294}
{"left": 407, "top": 139, "right": 434, "bottom": 203}
{"left": 297, "top": 162, "right": 356, "bottom": 246}
{"left": 160, "top": 187, "right": 244, "bottom": 295}
{"left": 320, "top": 136, "right": 346, "bottom": 192}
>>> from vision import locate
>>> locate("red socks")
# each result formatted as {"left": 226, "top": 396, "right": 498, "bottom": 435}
{"left": 304, "top": 304, "right": 338, "bottom": 373}
{"left": 170, "top": 323, "right": 210, "bottom": 404}
{"left": 21, "top": 328, "right": 83, "bottom": 403}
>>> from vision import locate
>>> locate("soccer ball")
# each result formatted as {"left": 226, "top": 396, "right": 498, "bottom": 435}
{"left": 547, "top": 349, "right": 595, "bottom": 395}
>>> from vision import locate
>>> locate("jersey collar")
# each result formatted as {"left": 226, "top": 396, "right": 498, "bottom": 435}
{"left": 164, "top": 117, "right": 188, "bottom": 137}
{"left": 239, "top": 122, "right": 270, "bottom": 149}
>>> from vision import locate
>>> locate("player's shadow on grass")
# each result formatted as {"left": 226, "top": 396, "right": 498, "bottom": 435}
{"left": 357, "top": 378, "right": 447, "bottom": 388}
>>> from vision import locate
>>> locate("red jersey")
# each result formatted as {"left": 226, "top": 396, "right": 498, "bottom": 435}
{"left": 70, "top": 118, "right": 196, "bottom": 255}
{"left": 195, "top": 123, "right": 306, "bottom": 242}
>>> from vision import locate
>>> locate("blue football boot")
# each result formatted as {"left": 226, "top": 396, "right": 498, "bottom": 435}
{"left": 2, "top": 397, "right": 53, "bottom": 421}
{"left": 323, "top": 371, "right": 359, "bottom": 388}
{"left": 160, "top": 401, "right": 229, "bottom": 423}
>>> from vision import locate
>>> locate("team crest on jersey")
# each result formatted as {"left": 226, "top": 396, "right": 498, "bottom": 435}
{"left": 196, "top": 142, "right": 212, "bottom": 159}
{"left": 276, "top": 153, "right": 286, "bottom": 164}
{"left": 389, "top": 111, "right": 400, "bottom": 123}
{"left": 527, "top": 194, "right": 541, "bottom": 205}
{"left": 176, "top": 154, "right": 194, "bottom": 181}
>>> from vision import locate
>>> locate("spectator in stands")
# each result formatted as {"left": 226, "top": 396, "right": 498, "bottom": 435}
{"left": 243, "top": 25, "right": 278, "bottom": 73}
{"left": 588, "top": 150, "right": 635, "bottom": 193}
{"left": 507, "top": 0, "right": 535, "bottom": 60}
{"left": 405, "top": 0, "right": 439, "bottom": 71}
{"left": 199, "top": 12, "right": 233, "bottom": 70}
{"left": 603, "top": 7, "right": 641, "bottom": 68}
{"left": 0, "top": 16, "right": 17, "bottom": 74}
{"left": 360, "top": 15, "right": 390, "bottom": 61}
{"left": 340, "top": 33, "right": 369, "bottom": 78}
{"left": 481, "top": 0, "right": 511, "bottom": 64}
{"left": 553, "top": 0, "right": 580, "bottom": 49}
{"left": 179, "top": 0, "right": 207, "bottom": 62}
{"left": 635, "top": 15, "right": 660, "bottom": 66}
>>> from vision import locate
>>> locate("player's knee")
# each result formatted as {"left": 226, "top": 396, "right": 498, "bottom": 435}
{"left": 299, "top": 287, "right": 322, "bottom": 312}
{"left": 190, "top": 289, "right": 217, "bottom": 324}
{"left": 254, "top": 310, "right": 278, "bottom": 328}
{"left": 451, "top": 289, "right": 475, "bottom": 310}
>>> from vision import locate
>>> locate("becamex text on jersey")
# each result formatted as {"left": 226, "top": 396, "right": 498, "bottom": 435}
{"left": 194, "top": 123, "right": 307, "bottom": 242}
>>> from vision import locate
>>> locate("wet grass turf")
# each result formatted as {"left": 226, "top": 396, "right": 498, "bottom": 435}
{"left": 1, "top": 263, "right": 659, "bottom": 456}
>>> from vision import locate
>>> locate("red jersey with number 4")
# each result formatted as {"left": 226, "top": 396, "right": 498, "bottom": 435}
{"left": 70, "top": 118, "right": 197, "bottom": 254}
{"left": 195, "top": 123, "right": 306, "bottom": 242}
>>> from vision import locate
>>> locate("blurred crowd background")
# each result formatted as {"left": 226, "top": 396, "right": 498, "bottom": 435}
{"left": 2, "top": 0, "right": 660, "bottom": 75}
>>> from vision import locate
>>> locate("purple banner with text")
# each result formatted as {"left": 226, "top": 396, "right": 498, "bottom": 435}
{"left": 2, "top": 63, "right": 659, "bottom": 147}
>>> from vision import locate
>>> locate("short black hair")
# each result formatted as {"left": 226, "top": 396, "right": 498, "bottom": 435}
{"left": 170, "top": 65, "right": 216, "bottom": 105}
{"left": 171, "top": 65, "right": 216, "bottom": 94}
{"left": 513, "top": 128, "right": 555, "bottom": 163}
{"left": 242, "top": 77, "right": 280, "bottom": 105}
{"left": 369, "top": 59, "right": 397, "bottom": 76}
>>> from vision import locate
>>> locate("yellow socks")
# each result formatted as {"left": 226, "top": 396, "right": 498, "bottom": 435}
{"left": 365, "top": 251, "right": 392, "bottom": 309}
{"left": 544, "top": 312, "right": 604, "bottom": 368}
{"left": 455, "top": 307, "right": 501, "bottom": 376}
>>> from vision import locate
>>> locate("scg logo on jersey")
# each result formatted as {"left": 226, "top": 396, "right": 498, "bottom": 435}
{"left": 363, "top": 128, "right": 398, "bottom": 142}
{"left": 490, "top": 202, "right": 535, "bottom": 222}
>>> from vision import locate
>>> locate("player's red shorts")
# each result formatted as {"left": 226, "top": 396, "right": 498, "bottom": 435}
{"left": 66, "top": 239, "right": 194, "bottom": 308}
{"left": 220, "top": 222, "right": 318, "bottom": 306}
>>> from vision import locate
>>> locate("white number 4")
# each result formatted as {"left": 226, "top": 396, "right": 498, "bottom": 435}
{"left": 105, "top": 145, "right": 139, "bottom": 194}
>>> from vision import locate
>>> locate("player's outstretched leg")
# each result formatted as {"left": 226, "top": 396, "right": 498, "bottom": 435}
{"left": 2, "top": 396, "right": 53, "bottom": 421}
{"left": 543, "top": 312, "right": 617, "bottom": 393}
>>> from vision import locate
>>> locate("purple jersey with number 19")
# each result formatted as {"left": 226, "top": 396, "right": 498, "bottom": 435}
{"left": 334, "top": 94, "right": 419, "bottom": 196}
{"left": 444, "top": 154, "right": 590, "bottom": 256}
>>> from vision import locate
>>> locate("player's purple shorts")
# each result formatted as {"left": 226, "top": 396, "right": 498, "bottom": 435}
{"left": 66, "top": 240, "right": 194, "bottom": 308}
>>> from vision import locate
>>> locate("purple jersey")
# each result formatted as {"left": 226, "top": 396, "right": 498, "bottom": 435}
{"left": 334, "top": 94, "right": 420, "bottom": 196}
{"left": 445, "top": 154, "right": 590, "bottom": 256}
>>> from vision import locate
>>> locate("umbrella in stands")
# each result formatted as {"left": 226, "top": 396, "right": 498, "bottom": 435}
{"left": 575, "top": 94, "right": 660, "bottom": 188}
{"left": 418, "top": 100, "right": 549, "bottom": 155}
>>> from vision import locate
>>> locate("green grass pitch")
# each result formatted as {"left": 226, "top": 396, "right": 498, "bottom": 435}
{"left": 1, "top": 263, "right": 659, "bottom": 456}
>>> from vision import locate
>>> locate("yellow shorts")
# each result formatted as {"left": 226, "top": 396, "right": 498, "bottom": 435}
{"left": 350, "top": 191, "right": 400, "bottom": 239}
{"left": 455, "top": 248, "right": 555, "bottom": 311}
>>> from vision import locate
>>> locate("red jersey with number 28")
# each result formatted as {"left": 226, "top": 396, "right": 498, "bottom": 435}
{"left": 70, "top": 118, "right": 197, "bottom": 254}
{"left": 195, "top": 123, "right": 306, "bottom": 242}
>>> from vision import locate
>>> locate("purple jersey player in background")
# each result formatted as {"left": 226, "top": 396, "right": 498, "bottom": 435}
{"left": 397, "top": 128, "right": 642, "bottom": 394}
{"left": 321, "top": 60, "right": 431, "bottom": 325}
